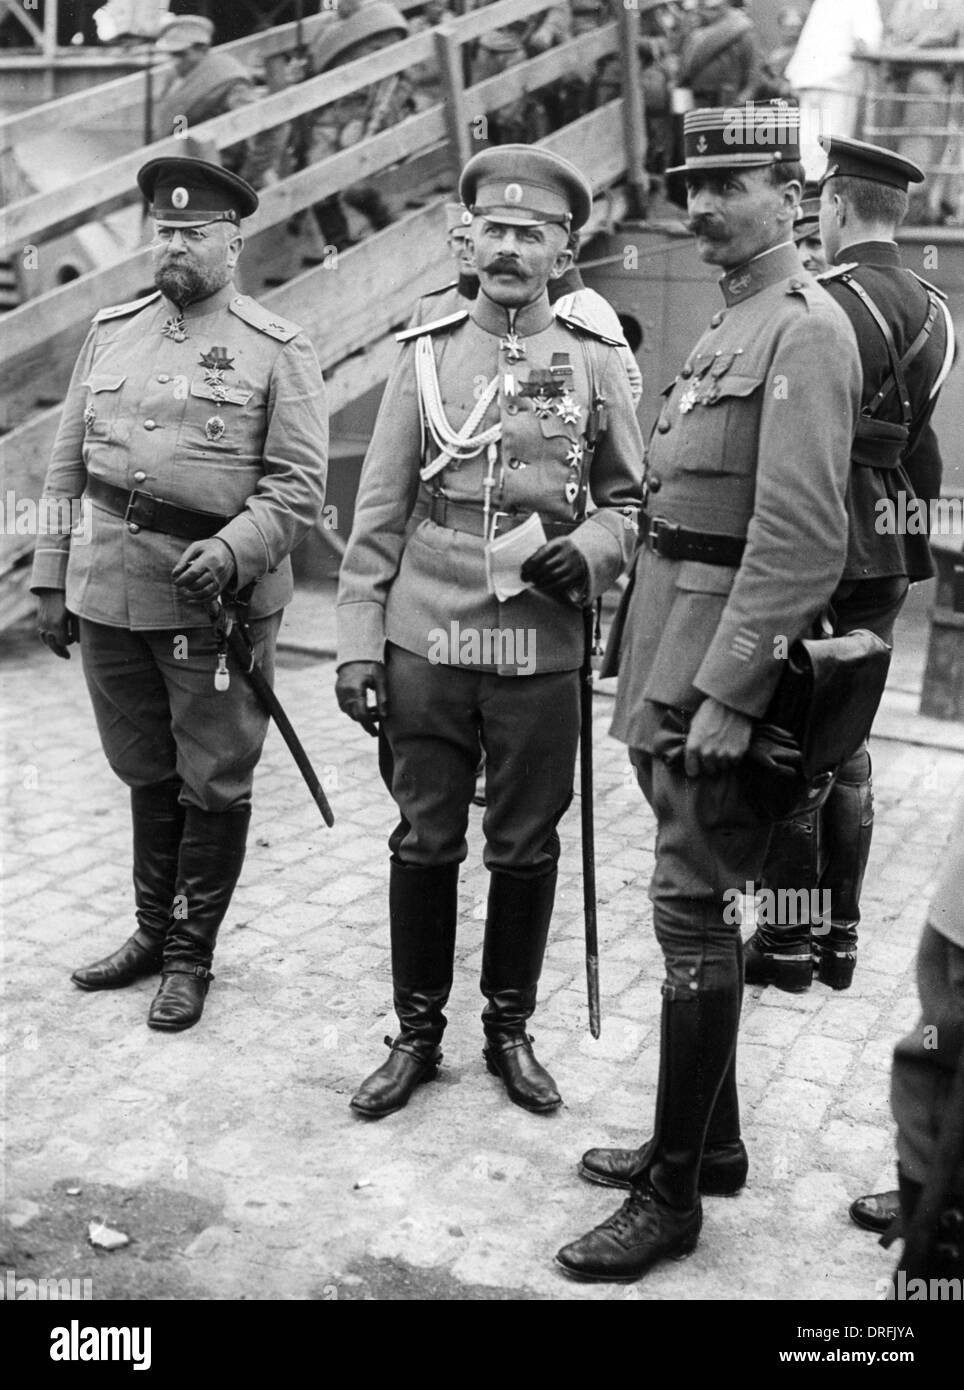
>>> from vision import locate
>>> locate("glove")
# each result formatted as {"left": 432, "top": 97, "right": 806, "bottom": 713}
{"left": 335, "top": 660, "right": 388, "bottom": 737}
{"left": 171, "top": 538, "right": 237, "bottom": 601}
{"left": 35, "top": 589, "right": 78, "bottom": 660}
{"left": 520, "top": 538, "right": 588, "bottom": 601}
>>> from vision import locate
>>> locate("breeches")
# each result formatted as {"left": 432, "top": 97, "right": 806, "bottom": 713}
{"left": 380, "top": 644, "right": 580, "bottom": 874}
{"left": 79, "top": 614, "right": 281, "bottom": 813}
{"left": 632, "top": 748, "right": 774, "bottom": 998}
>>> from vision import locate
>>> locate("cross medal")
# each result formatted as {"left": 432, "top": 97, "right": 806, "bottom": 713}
{"left": 499, "top": 329, "right": 526, "bottom": 363}
{"left": 161, "top": 315, "right": 188, "bottom": 343}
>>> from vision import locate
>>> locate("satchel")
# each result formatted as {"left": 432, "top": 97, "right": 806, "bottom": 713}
{"left": 742, "top": 628, "right": 892, "bottom": 821}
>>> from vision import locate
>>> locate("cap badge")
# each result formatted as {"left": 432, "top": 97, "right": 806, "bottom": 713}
{"left": 696, "top": 136, "right": 708, "bottom": 154}
{"left": 204, "top": 415, "right": 226, "bottom": 442}
{"left": 504, "top": 183, "right": 524, "bottom": 205}
{"left": 460, "top": 209, "right": 473, "bottom": 226}
{"left": 171, "top": 187, "right": 189, "bottom": 210}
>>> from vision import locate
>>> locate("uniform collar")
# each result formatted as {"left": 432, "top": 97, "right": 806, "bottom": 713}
{"left": 834, "top": 239, "right": 902, "bottom": 268}
{"left": 472, "top": 288, "right": 554, "bottom": 338}
{"left": 160, "top": 280, "right": 237, "bottom": 321}
{"left": 718, "top": 241, "right": 802, "bottom": 306}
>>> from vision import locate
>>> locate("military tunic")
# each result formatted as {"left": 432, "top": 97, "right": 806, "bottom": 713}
{"left": 337, "top": 288, "right": 642, "bottom": 869}
{"left": 608, "top": 241, "right": 861, "bottom": 984}
{"left": 31, "top": 281, "right": 328, "bottom": 810}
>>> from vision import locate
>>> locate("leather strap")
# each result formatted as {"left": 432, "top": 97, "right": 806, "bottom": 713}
{"left": 641, "top": 511, "right": 745, "bottom": 566}
{"left": 86, "top": 475, "right": 233, "bottom": 540}
{"left": 838, "top": 274, "right": 940, "bottom": 428}
{"left": 428, "top": 494, "right": 577, "bottom": 540}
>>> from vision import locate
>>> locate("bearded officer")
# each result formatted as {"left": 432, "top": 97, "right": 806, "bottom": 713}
{"left": 335, "top": 145, "right": 643, "bottom": 1119}
{"left": 32, "top": 157, "right": 328, "bottom": 1032}
{"left": 556, "top": 104, "right": 861, "bottom": 1281}
{"left": 747, "top": 136, "right": 955, "bottom": 996}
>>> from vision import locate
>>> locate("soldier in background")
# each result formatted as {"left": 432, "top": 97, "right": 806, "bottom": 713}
{"left": 471, "top": 7, "right": 570, "bottom": 144}
{"left": 151, "top": 14, "right": 281, "bottom": 190}
{"left": 746, "top": 137, "right": 955, "bottom": 996}
{"left": 791, "top": 180, "right": 826, "bottom": 273}
{"left": 675, "top": 0, "right": 759, "bottom": 109}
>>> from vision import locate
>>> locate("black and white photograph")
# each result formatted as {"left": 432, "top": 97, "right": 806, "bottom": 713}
{"left": 1, "top": 0, "right": 962, "bottom": 1347}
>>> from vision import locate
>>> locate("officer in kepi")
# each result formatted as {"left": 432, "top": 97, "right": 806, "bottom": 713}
{"left": 31, "top": 157, "right": 328, "bottom": 1032}
{"left": 555, "top": 103, "right": 862, "bottom": 1281}
{"left": 335, "top": 145, "right": 643, "bottom": 1119}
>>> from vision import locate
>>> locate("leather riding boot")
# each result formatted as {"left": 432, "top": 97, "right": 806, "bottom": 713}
{"left": 579, "top": 942, "right": 748, "bottom": 1196}
{"left": 350, "top": 861, "right": 459, "bottom": 1118}
{"left": 147, "top": 805, "right": 250, "bottom": 1033}
{"left": 72, "top": 781, "right": 185, "bottom": 991}
{"left": 481, "top": 869, "right": 562, "bottom": 1113}
{"left": 745, "top": 811, "right": 819, "bottom": 991}
{"left": 813, "top": 750, "right": 873, "bottom": 990}
{"left": 558, "top": 973, "right": 740, "bottom": 1282}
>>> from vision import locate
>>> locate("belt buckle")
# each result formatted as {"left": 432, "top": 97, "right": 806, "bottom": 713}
{"left": 648, "top": 515, "right": 678, "bottom": 555}
{"left": 124, "top": 488, "right": 157, "bottom": 530}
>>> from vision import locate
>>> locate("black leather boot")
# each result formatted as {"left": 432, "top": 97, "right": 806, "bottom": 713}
{"left": 580, "top": 942, "right": 748, "bottom": 1195}
{"left": 350, "top": 861, "right": 459, "bottom": 1118}
{"left": 557, "top": 981, "right": 740, "bottom": 1282}
{"left": 72, "top": 781, "right": 185, "bottom": 991}
{"left": 481, "top": 869, "right": 561, "bottom": 1113}
{"left": 813, "top": 749, "right": 873, "bottom": 990}
{"left": 147, "top": 805, "right": 250, "bottom": 1033}
{"left": 745, "top": 811, "right": 819, "bottom": 991}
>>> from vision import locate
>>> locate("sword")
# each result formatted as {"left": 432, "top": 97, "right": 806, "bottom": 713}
{"left": 208, "top": 598, "right": 334, "bottom": 828}
{"left": 581, "top": 601, "right": 601, "bottom": 1038}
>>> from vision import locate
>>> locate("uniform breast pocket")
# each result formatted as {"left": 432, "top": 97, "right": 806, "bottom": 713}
{"left": 675, "top": 374, "right": 765, "bottom": 476}
{"left": 83, "top": 375, "right": 127, "bottom": 443}
{"left": 178, "top": 380, "right": 258, "bottom": 459}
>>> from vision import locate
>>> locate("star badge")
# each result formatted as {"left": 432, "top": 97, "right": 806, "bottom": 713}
{"left": 204, "top": 416, "right": 226, "bottom": 442}
{"left": 161, "top": 316, "right": 187, "bottom": 343}
{"left": 499, "top": 330, "right": 526, "bottom": 363}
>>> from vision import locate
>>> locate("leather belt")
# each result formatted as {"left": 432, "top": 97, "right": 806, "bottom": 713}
{"left": 85, "top": 475, "right": 233, "bottom": 541}
{"left": 428, "top": 494, "right": 578, "bottom": 541}
{"left": 641, "top": 511, "right": 745, "bottom": 567}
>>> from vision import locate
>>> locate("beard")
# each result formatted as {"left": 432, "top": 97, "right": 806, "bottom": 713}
{"left": 154, "top": 257, "right": 231, "bottom": 307}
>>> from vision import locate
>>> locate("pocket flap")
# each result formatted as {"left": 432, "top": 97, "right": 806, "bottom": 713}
{"left": 190, "top": 381, "right": 253, "bottom": 407}
{"left": 702, "top": 373, "right": 764, "bottom": 403}
{"left": 84, "top": 375, "right": 126, "bottom": 393}
{"left": 676, "top": 560, "right": 737, "bottom": 594}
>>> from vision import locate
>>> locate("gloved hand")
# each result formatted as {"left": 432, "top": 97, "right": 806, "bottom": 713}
{"left": 745, "top": 723, "right": 804, "bottom": 779}
{"left": 171, "top": 538, "right": 237, "bottom": 601}
{"left": 520, "top": 538, "right": 588, "bottom": 600}
{"left": 35, "top": 589, "right": 78, "bottom": 659}
{"left": 335, "top": 660, "right": 388, "bottom": 737}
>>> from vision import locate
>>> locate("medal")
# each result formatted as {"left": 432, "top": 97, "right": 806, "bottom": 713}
{"left": 161, "top": 315, "right": 188, "bottom": 342}
{"left": 556, "top": 393, "right": 582, "bottom": 426}
{"left": 204, "top": 416, "right": 226, "bottom": 442}
{"left": 499, "top": 330, "right": 526, "bottom": 363}
{"left": 531, "top": 393, "right": 553, "bottom": 419}
{"left": 679, "top": 381, "right": 700, "bottom": 414}
{"left": 83, "top": 405, "right": 96, "bottom": 431}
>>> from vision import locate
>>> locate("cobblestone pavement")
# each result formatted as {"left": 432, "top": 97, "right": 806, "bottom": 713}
{"left": 3, "top": 593, "right": 964, "bottom": 1303}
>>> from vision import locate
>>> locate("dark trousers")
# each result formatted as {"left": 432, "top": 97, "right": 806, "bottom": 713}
{"left": 379, "top": 643, "right": 580, "bottom": 874}
{"left": 79, "top": 614, "right": 281, "bottom": 813}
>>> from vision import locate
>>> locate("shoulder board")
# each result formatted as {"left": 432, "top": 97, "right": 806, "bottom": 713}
{"left": 395, "top": 310, "right": 468, "bottom": 343}
{"left": 907, "top": 269, "right": 948, "bottom": 301}
{"left": 816, "top": 263, "right": 859, "bottom": 283}
{"left": 93, "top": 290, "right": 161, "bottom": 323}
{"left": 422, "top": 280, "right": 459, "bottom": 299}
{"left": 228, "top": 295, "right": 302, "bottom": 342}
{"left": 554, "top": 309, "right": 621, "bottom": 347}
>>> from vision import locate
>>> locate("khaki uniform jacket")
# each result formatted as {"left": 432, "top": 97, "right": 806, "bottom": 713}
{"left": 609, "top": 241, "right": 862, "bottom": 750}
{"left": 336, "top": 289, "right": 643, "bottom": 676}
{"left": 31, "top": 282, "right": 329, "bottom": 629}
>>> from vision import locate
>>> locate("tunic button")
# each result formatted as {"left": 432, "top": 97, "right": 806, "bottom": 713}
{"left": 648, "top": 475, "right": 662, "bottom": 493}
{"left": 127, "top": 523, "right": 141, "bottom": 534}
{"left": 157, "top": 374, "right": 170, "bottom": 384}
{"left": 505, "top": 402, "right": 518, "bottom": 415}
{"left": 656, "top": 417, "right": 671, "bottom": 434}
{"left": 789, "top": 278, "right": 804, "bottom": 290}
{"left": 144, "top": 419, "right": 157, "bottom": 430}
{"left": 133, "top": 471, "right": 146, "bottom": 483}
{"left": 710, "top": 311, "right": 725, "bottom": 328}
{"left": 680, "top": 365, "right": 693, "bottom": 379}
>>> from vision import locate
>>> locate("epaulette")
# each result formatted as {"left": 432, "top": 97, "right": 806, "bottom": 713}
{"left": 93, "top": 290, "right": 161, "bottom": 323}
{"left": 554, "top": 308, "right": 622, "bottom": 347}
{"left": 395, "top": 309, "right": 468, "bottom": 343}
{"left": 816, "top": 263, "right": 859, "bottom": 282}
{"left": 907, "top": 269, "right": 948, "bottom": 301}
{"left": 228, "top": 295, "right": 302, "bottom": 342}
